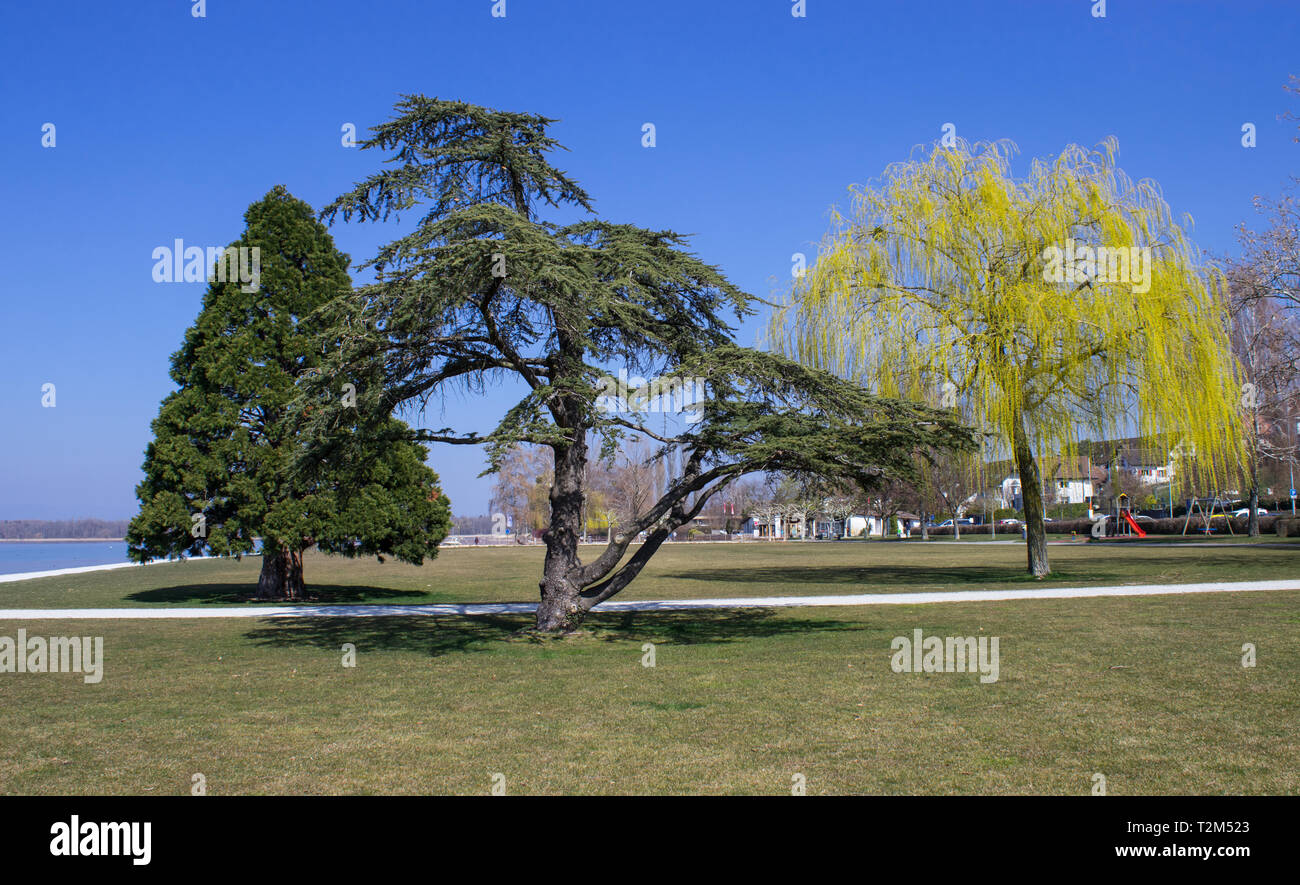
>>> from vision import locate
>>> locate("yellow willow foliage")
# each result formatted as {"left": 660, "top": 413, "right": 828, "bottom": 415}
{"left": 770, "top": 138, "right": 1246, "bottom": 489}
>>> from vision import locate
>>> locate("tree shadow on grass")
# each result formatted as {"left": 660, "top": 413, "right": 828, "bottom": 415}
{"left": 242, "top": 609, "right": 867, "bottom": 658}
{"left": 654, "top": 556, "right": 1236, "bottom": 588}
{"left": 589, "top": 610, "right": 866, "bottom": 645}
{"left": 245, "top": 615, "right": 529, "bottom": 657}
{"left": 128, "top": 583, "right": 432, "bottom": 605}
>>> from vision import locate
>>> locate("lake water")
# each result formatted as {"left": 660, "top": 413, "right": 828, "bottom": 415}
{"left": 0, "top": 541, "right": 129, "bottom": 576}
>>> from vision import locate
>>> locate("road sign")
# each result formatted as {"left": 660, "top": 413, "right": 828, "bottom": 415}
{"left": 1291, "top": 488, "right": 1297, "bottom": 498}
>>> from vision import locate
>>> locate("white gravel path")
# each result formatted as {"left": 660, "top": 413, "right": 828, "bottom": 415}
{"left": 0, "top": 557, "right": 216, "bottom": 584}
{"left": 1, "top": 579, "right": 1297, "bottom": 619}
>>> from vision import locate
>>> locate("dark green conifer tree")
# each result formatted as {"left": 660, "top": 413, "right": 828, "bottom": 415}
{"left": 127, "top": 186, "right": 450, "bottom": 598}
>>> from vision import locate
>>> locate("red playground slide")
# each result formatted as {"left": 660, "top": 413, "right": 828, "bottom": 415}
{"left": 1120, "top": 510, "right": 1147, "bottom": 538}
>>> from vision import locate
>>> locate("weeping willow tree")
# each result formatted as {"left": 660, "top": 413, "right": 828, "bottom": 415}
{"left": 771, "top": 138, "right": 1245, "bottom": 576}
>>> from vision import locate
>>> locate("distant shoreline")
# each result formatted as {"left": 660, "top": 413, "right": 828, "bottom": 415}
{"left": 0, "top": 538, "right": 125, "bottom": 543}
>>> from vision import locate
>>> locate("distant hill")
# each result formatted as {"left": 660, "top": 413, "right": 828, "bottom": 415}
{"left": 0, "top": 519, "right": 129, "bottom": 540}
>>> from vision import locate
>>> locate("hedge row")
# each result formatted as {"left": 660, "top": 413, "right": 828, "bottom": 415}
{"left": 928, "top": 513, "right": 1296, "bottom": 537}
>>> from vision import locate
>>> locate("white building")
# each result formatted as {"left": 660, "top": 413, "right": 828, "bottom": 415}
{"left": 998, "top": 475, "right": 1022, "bottom": 509}
{"left": 998, "top": 456, "right": 1106, "bottom": 508}
{"left": 1050, "top": 476, "right": 1096, "bottom": 505}
{"left": 1115, "top": 448, "right": 1175, "bottom": 485}
{"left": 846, "top": 513, "right": 922, "bottom": 538}
{"left": 753, "top": 510, "right": 923, "bottom": 539}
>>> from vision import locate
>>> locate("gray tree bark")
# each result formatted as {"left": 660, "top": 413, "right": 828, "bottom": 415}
{"left": 1012, "top": 412, "right": 1051, "bottom": 578}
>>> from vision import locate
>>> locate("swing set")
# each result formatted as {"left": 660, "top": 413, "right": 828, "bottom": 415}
{"left": 1181, "top": 496, "right": 1233, "bottom": 536}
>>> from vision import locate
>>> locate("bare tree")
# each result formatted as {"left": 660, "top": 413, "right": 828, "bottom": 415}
{"left": 490, "top": 445, "right": 553, "bottom": 542}
{"left": 1279, "top": 74, "right": 1300, "bottom": 144}
{"left": 769, "top": 474, "right": 826, "bottom": 540}
{"left": 596, "top": 438, "right": 664, "bottom": 539}
{"left": 823, "top": 491, "right": 858, "bottom": 538}
{"left": 1225, "top": 178, "right": 1300, "bottom": 532}
{"left": 925, "top": 451, "right": 978, "bottom": 540}
{"left": 719, "top": 478, "right": 765, "bottom": 534}
{"left": 864, "top": 476, "right": 915, "bottom": 539}
{"left": 748, "top": 493, "right": 781, "bottom": 541}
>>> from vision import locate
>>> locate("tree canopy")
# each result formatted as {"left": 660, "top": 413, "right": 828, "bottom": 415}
{"left": 302, "top": 96, "right": 975, "bottom": 630}
{"left": 770, "top": 138, "right": 1245, "bottom": 575}
{"left": 127, "top": 186, "right": 451, "bottom": 599}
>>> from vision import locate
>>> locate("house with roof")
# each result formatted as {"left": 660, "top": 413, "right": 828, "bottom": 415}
{"left": 994, "top": 455, "right": 1105, "bottom": 509}
{"left": 984, "top": 437, "right": 1180, "bottom": 513}
{"left": 1077, "top": 437, "right": 1180, "bottom": 487}
{"left": 840, "top": 513, "right": 923, "bottom": 537}
{"left": 1044, "top": 455, "right": 1108, "bottom": 505}
{"left": 1113, "top": 447, "right": 1174, "bottom": 485}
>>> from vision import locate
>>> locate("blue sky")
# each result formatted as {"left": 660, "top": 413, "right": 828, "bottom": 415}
{"left": 1, "top": 0, "right": 1296, "bottom": 520}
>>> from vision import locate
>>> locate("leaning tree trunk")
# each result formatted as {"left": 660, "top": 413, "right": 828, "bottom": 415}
{"left": 536, "top": 434, "right": 588, "bottom": 632}
{"left": 1248, "top": 486, "right": 1260, "bottom": 538}
{"left": 257, "top": 547, "right": 306, "bottom": 600}
{"left": 1012, "top": 412, "right": 1051, "bottom": 578}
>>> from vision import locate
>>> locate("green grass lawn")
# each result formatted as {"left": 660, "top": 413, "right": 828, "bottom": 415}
{"left": 1, "top": 541, "right": 1297, "bottom": 794}
{"left": 4, "top": 538, "right": 1299, "bottom": 609}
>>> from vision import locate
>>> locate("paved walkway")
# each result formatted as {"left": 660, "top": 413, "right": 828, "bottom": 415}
{"left": 0, "top": 558, "right": 216, "bottom": 584}
{"left": 1, "top": 579, "right": 1297, "bottom": 619}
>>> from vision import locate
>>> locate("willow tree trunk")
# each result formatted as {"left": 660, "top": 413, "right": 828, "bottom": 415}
{"left": 1012, "top": 413, "right": 1051, "bottom": 577}
{"left": 1248, "top": 487, "right": 1260, "bottom": 537}
{"left": 536, "top": 434, "right": 588, "bottom": 632}
{"left": 257, "top": 547, "right": 306, "bottom": 600}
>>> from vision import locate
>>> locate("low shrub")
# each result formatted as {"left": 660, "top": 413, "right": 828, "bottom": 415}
{"left": 927, "top": 513, "right": 1288, "bottom": 537}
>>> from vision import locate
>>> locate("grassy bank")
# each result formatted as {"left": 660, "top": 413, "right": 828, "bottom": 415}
{"left": 1, "top": 542, "right": 1298, "bottom": 794}
{"left": 3, "top": 539, "right": 1299, "bottom": 610}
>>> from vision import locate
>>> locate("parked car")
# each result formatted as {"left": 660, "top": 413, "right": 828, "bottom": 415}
{"left": 1233, "top": 507, "right": 1268, "bottom": 517}
{"left": 936, "top": 518, "right": 976, "bottom": 528}
{"left": 998, "top": 518, "right": 1022, "bottom": 526}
